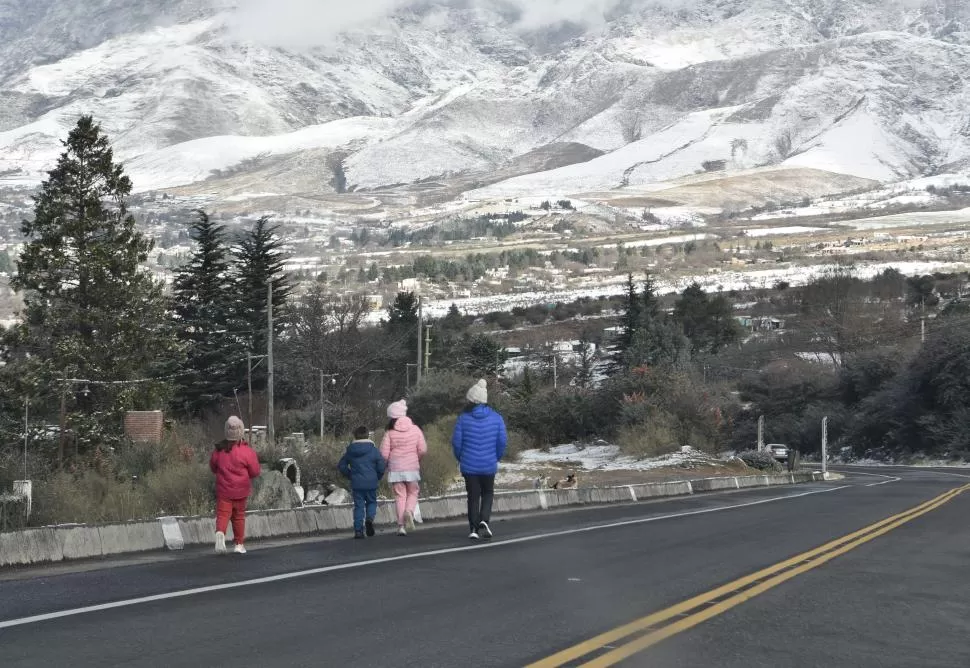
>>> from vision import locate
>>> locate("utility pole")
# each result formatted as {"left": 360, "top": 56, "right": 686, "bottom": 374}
{"left": 416, "top": 298, "right": 423, "bottom": 385}
{"left": 247, "top": 352, "right": 253, "bottom": 433}
{"left": 821, "top": 416, "right": 829, "bottom": 476}
{"left": 23, "top": 398, "right": 28, "bottom": 480}
{"left": 267, "top": 282, "right": 275, "bottom": 446}
{"left": 319, "top": 370, "right": 324, "bottom": 439}
{"left": 424, "top": 324, "right": 432, "bottom": 373}
{"left": 58, "top": 374, "right": 67, "bottom": 470}
{"left": 757, "top": 415, "right": 765, "bottom": 452}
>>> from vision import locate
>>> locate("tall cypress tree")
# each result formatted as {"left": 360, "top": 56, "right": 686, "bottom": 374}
{"left": 3, "top": 116, "right": 178, "bottom": 453}
{"left": 235, "top": 216, "right": 290, "bottom": 390}
{"left": 172, "top": 210, "right": 242, "bottom": 413}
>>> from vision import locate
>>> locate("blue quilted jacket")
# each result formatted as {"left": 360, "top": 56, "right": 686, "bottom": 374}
{"left": 451, "top": 405, "right": 508, "bottom": 475}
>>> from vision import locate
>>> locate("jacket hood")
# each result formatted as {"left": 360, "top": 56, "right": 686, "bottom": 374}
{"left": 393, "top": 416, "right": 415, "bottom": 432}
{"left": 348, "top": 440, "right": 376, "bottom": 455}
{"left": 468, "top": 404, "right": 494, "bottom": 419}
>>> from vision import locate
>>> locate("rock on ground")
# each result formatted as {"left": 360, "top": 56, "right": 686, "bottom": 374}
{"left": 249, "top": 471, "right": 303, "bottom": 510}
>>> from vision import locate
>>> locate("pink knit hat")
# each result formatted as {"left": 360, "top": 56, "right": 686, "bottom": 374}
{"left": 387, "top": 400, "right": 408, "bottom": 419}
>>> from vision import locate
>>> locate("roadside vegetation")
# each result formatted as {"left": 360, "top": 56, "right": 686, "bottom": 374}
{"left": 3, "top": 117, "right": 970, "bottom": 528}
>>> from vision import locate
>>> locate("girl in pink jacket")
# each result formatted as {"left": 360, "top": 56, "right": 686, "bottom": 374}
{"left": 381, "top": 400, "right": 427, "bottom": 536}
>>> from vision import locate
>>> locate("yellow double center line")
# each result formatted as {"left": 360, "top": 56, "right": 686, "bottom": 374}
{"left": 529, "top": 484, "right": 969, "bottom": 668}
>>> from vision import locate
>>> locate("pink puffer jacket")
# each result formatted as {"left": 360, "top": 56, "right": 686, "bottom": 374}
{"left": 380, "top": 417, "right": 428, "bottom": 472}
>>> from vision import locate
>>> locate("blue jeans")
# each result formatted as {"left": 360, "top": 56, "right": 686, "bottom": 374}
{"left": 352, "top": 489, "right": 378, "bottom": 532}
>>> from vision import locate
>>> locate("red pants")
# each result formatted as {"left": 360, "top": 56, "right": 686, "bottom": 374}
{"left": 215, "top": 497, "right": 247, "bottom": 544}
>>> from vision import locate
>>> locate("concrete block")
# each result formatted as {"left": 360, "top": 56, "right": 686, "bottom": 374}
{"left": 581, "top": 487, "right": 631, "bottom": 504}
{"left": 177, "top": 516, "right": 216, "bottom": 546}
{"left": 544, "top": 489, "right": 581, "bottom": 508}
{"left": 494, "top": 491, "right": 542, "bottom": 513}
{"left": 630, "top": 481, "right": 692, "bottom": 499}
{"left": 691, "top": 477, "right": 739, "bottom": 492}
{"left": 159, "top": 516, "right": 184, "bottom": 550}
{"left": 99, "top": 521, "right": 164, "bottom": 556}
{"left": 375, "top": 501, "right": 398, "bottom": 525}
{"left": 307, "top": 506, "right": 339, "bottom": 532}
{"left": 735, "top": 475, "right": 763, "bottom": 489}
{"left": 261, "top": 510, "right": 302, "bottom": 538}
{"left": 292, "top": 508, "right": 319, "bottom": 535}
{"left": 57, "top": 526, "right": 103, "bottom": 560}
{"left": 0, "top": 528, "right": 64, "bottom": 566}
{"left": 765, "top": 474, "right": 792, "bottom": 486}
{"left": 243, "top": 513, "right": 271, "bottom": 539}
{"left": 331, "top": 506, "right": 354, "bottom": 530}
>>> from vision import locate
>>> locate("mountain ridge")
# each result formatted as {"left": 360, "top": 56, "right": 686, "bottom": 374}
{"left": 0, "top": 0, "right": 967, "bottom": 206}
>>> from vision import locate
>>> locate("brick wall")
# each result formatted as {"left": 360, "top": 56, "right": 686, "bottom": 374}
{"left": 124, "top": 411, "right": 164, "bottom": 444}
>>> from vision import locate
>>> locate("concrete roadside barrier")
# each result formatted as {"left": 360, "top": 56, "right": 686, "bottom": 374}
{"left": 99, "top": 521, "right": 164, "bottom": 556}
{"left": 57, "top": 525, "right": 103, "bottom": 561}
{"left": 0, "top": 470, "right": 825, "bottom": 566}
{"left": 0, "top": 528, "right": 64, "bottom": 566}
{"left": 691, "top": 477, "right": 741, "bottom": 492}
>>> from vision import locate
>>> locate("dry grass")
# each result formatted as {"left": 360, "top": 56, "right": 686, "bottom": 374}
{"left": 615, "top": 415, "right": 680, "bottom": 460}
{"left": 32, "top": 465, "right": 213, "bottom": 526}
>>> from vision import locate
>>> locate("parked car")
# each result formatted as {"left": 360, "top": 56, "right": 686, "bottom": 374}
{"left": 767, "top": 443, "right": 789, "bottom": 462}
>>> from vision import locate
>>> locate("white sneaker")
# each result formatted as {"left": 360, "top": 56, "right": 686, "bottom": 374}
{"left": 397, "top": 526, "right": 407, "bottom": 537}
{"left": 214, "top": 531, "right": 227, "bottom": 554}
{"left": 233, "top": 543, "right": 247, "bottom": 554}
{"left": 469, "top": 531, "right": 480, "bottom": 540}
{"left": 405, "top": 511, "right": 416, "bottom": 532}
{"left": 478, "top": 521, "right": 493, "bottom": 539}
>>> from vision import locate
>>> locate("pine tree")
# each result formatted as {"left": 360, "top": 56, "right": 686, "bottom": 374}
{"left": 4, "top": 116, "right": 179, "bottom": 454}
{"left": 235, "top": 216, "right": 290, "bottom": 390}
{"left": 386, "top": 291, "right": 419, "bottom": 335}
{"left": 172, "top": 210, "right": 242, "bottom": 413}
{"left": 575, "top": 335, "right": 596, "bottom": 389}
{"left": 618, "top": 274, "right": 641, "bottom": 351}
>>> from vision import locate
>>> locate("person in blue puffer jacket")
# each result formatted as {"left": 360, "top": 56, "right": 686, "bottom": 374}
{"left": 338, "top": 426, "right": 387, "bottom": 539}
{"left": 452, "top": 379, "right": 508, "bottom": 540}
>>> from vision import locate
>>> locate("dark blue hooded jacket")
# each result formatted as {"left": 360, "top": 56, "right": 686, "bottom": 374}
{"left": 338, "top": 439, "right": 386, "bottom": 491}
{"left": 451, "top": 404, "right": 508, "bottom": 475}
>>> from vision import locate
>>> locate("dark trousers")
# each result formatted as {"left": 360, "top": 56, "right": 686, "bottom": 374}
{"left": 464, "top": 474, "right": 495, "bottom": 531}
{"left": 352, "top": 489, "right": 377, "bottom": 532}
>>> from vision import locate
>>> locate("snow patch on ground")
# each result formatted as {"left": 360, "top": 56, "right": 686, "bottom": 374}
{"left": 743, "top": 226, "right": 825, "bottom": 237}
{"left": 514, "top": 443, "right": 712, "bottom": 472}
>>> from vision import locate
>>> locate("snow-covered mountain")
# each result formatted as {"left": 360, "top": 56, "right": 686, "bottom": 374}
{"left": 0, "top": 0, "right": 968, "bottom": 205}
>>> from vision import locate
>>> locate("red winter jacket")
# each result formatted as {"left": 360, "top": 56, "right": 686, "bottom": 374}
{"left": 210, "top": 441, "right": 261, "bottom": 500}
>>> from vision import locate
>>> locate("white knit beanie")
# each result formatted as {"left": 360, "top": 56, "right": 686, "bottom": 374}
{"left": 225, "top": 416, "right": 245, "bottom": 442}
{"left": 466, "top": 379, "right": 488, "bottom": 404}
{"left": 387, "top": 399, "right": 408, "bottom": 419}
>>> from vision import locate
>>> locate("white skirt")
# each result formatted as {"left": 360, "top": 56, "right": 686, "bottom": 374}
{"left": 388, "top": 470, "right": 421, "bottom": 483}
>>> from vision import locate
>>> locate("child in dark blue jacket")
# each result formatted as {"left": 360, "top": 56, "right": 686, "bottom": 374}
{"left": 338, "top": 426, "right": 387, "bottom": 539}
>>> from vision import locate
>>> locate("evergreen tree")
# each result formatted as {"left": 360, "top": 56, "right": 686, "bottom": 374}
{"left": 575, "top": 335, "right": 596, "bottom": 389}
{"left": 618, "top": 274, "right": 641, "bottom": 351}
{"left": 386, "top": 291, "right": 419, "bottom": 336}
{"left": 235, "top": 216, "right": 290, "bottom": 389}
{"left": 4, "top": 116, "right": 178, "bottom": 455}
{"left": 459, "top": 333, "right": 507, "bottom": 377}
{"left": 171, "top": 210, "right": 242, "bottom": 413}
{"left": 673, "top": 282, "right": 739, "bottom": 356}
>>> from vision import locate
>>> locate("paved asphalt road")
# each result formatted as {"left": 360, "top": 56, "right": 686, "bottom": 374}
{"left": 2, "top": 467, "right": 969, "bottom": 667}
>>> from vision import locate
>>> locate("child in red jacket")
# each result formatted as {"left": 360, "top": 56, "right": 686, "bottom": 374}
{"left": 209, "top": 416, "right": 261, "bottom": 554}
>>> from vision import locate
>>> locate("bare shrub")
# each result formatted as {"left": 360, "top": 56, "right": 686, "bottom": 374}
{"left": 615, "top": 413, "right": 680, "bottom": 459}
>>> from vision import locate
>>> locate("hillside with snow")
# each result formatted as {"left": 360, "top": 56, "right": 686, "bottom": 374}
{"left": 0, "top": 0, "right": 968, "bottom": 205}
